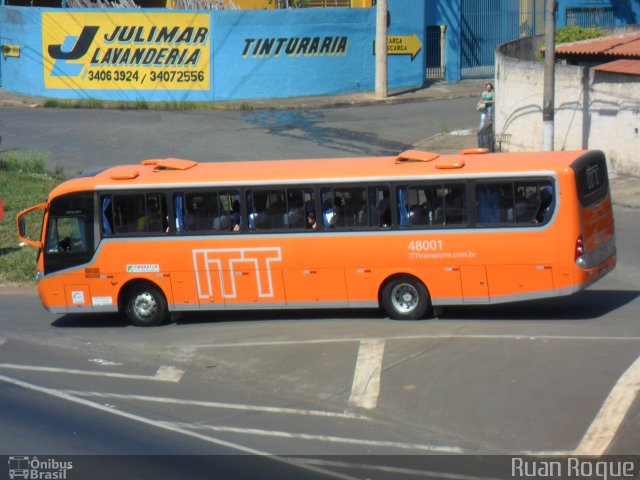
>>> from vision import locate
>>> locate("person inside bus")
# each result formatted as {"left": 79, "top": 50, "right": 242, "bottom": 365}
{"left": 249, "top": 195, "right": 270, "bottom": 230}
{"left": 323, "top": 196, "right": 340, "bottom": 228}
{"left": 534, "top": 185, "right": 554, "bottom": 224}
{"left": 229, "top": 199, "right": 241, "bottom": 231}
{"left": 306, "top": 211, "right": 317, "bottom": 230}
{"left": 287, "top": 199, "right": 306, "bottom": 228}
{"left": 377, "top": 190, "right": 391, "bottom": 227}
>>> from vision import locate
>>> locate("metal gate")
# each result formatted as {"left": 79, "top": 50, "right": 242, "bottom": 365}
{"left": 425, "top": 25, "right": 444, "bottom": 80}
{"left": 566, "top": 7, "right": 615, "bottom": 28}
{"left": 460, "top": 0, "right": 541, "bottom": 79}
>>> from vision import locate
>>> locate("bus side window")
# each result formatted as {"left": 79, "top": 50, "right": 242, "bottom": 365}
{"left": 248, "top": 190, "right": 286, "bottom": 231}
{"left": 113, "top": 194, "right": 145, "bottom": 233}
{"left": 476, "top": 184, "right": 503, "bottom": 224}
{"left": 287, "top": 189, "right": 312, "bottom": 229}
{"left": 145, "top": 194, "right": 167, "bottom": 233}
{"left": 444, "top": 184, "right": 467, "bottom": 225}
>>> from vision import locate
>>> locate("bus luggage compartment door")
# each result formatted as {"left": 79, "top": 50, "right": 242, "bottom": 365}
{"left": 460, "top": 266, "right": 489, "bottom": 304}
{"left": 64, "top": 284, "right": 92, "bottom": 311}
{"left": 283, "top": 268, "right": 348, "bottom": 307}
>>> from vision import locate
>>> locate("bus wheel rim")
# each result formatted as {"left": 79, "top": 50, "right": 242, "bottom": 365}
{"left": 134, "top": 292, "right": 157, "bottom": 319}
{"left": 391, "top": 283, "right": 419, "bottom": 313}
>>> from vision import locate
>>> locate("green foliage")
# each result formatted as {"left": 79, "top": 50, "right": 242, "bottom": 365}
{"left": 538, "top": 26, "right": 607, "bottom": 61}
{"left": 44, "top": 98, "right": 105, "bottom": 109}
{"left": 239, "top": 101, "right": 254, "bottom": 111}
{"left": 0, "top": 152, "right": 65, "bottom": 285}
{"left": 555, "top": 26, "right": 607, "bottom": 44}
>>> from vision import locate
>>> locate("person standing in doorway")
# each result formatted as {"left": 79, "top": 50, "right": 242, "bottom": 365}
{"left": 479, "top": 82, "right": 495, "bottom": 129}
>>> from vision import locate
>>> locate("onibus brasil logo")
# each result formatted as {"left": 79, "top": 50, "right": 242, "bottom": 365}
{"left": 8, "top": 456, "right": 73, "bottom": 479}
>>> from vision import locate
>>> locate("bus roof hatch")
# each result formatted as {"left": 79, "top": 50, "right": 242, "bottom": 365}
{"left": 141, "top": 158, "right": 198, "bottom": 171}
{"left": 395, "top": 150, "right": 439, "bottom": 164}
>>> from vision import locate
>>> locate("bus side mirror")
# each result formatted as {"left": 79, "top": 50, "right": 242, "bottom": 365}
{"left": 16, "top": 202, "right": 46, "bottom": 248}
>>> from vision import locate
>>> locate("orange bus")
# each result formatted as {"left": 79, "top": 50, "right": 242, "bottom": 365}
{"left": 17, "top": 149, "right": 616, "bottom": 326}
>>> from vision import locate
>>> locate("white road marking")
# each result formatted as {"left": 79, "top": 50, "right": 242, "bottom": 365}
{"left": 171, "top": 346, "right": 197, "bottom": 362}
{"left": 0, "top": 373, "right": 360, "bottom": 480}
{"left": 187, "top": 334, "right": 640, "bottom": 349}
{"left": 89, "top": 358, "right": 123, "bottom": 366}
{"left": 0, "top": 363, "right": 185, "bottom": 383}
{"left": 153, "top": 366, "right": 186, "bottom": 382}
{"left": 573, "top": 354, "right": 640, "bottom": 455}
{"left": 349, "top": 339, "right": 385, "bottom": 410}
{"left": 64, "top": 390, "right": 370, "bottom": 420}
{"left": 171, "top": 421, "right": 463, "bottom": 453}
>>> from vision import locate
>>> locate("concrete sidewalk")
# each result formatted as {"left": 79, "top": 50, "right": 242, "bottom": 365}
{"left": 0, "top": 78, "right": 488, "bottom": 110}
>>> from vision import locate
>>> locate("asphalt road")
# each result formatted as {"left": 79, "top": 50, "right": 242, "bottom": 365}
{"left": 0, "top": 97, "right": 474, "bottom": 172}
{"left": 0, "top": 209, "right": 639, "bottom": 460}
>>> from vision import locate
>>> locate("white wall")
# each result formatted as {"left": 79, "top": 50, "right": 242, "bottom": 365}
{"left": 495, "top": 37, "right": 640, "bottom": 175}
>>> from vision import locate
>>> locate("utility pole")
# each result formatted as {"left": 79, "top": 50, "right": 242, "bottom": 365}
{"left": 375, "top": 0, "right": 388, "bottom": 99}
{"left": 542, "top": 0, "right": 557, "bottom": 150}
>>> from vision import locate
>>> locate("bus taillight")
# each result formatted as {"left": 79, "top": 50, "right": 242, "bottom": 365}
{"left": 575, "top": 235, "right": 585, "bottom": 261}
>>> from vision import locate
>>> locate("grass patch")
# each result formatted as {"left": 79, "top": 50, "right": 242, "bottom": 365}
{"left": 44, "top": 98, "right": 105, "bottom": 109}
{"left": 41, "top": 97, "right": 223, "bottom": 111}
{"left": 0, "top": 151, "right": 66, "bottom": 286}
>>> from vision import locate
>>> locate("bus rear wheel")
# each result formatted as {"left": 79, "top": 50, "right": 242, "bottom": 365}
{"left": 381, "top": 276, "right": 430, "bottom": 320}
{"left": 124, "top": 284, "right": 169, "bottom": 327}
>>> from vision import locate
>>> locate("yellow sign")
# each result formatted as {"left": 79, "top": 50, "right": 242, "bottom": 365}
{"left": 2, "top": 44, "right": 20, "bottom": 58}
{"left": 387, "top": 34, "right": 422, "bottom": 61}
{"left": 42, "top": 12, "right": 210, "bottom": 91}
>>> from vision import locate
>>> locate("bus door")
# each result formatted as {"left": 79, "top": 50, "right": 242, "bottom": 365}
{"left": 193, "top": 247, "right": 286, "bottom": 308}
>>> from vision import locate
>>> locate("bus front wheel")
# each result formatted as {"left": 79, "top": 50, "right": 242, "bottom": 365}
{"left": 124, "top": 284, "right": 169, "bottom": 327}
{"left": 381, "top": 276, "right": 430, "bottom": 320}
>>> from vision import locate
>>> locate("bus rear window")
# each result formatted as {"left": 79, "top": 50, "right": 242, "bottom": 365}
{"left": 572, "top": 152, "right": 609, "bottom": 208}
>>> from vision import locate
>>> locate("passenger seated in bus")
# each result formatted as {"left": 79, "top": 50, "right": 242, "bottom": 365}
{"left": 306, "top": 211, "right": 317, "bottom": 230}
{"left": 268, "top": 199, "right": 286, "bottom": 228}
{"left": 377, "top": 191, "right": 391, "bottom": 227}
{"left": 249, "top": 197, "right": 270, "bottom": 230}
{"left": 287, "top": 200, "right": 306, "bottom": 228}
{"left": 322, "top": 197, "right": 339, "bottom": 228}
{"left": 510, "top": 194, "right": 538, "bottom": 223}
{"left": 409, "top": 204, "right": 428, "bottom": 226}
{"left": 534, "top": 186, "right": 554, "bottom": 224}
{"left": 229, "top": 200, "right": 241, "bottom": 231}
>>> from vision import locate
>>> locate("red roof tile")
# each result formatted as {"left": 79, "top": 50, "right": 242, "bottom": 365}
{"left": 555, "top": 31, "right": 640, "bottom": 58}
{"left": 592, "top": 59, "right": 640, "bottom": 75}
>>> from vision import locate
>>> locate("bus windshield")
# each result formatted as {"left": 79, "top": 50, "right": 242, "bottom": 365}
{"left": 44, "top": 192, "right": 95, "bottom": 274}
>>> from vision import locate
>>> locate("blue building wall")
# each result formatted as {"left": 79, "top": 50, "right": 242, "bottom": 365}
{"left": 434, "top": 0, "right": 462, "bottom": 82}
{"left": 0, "top": 0, "right": 636, "bottom": 100}
{"left": 0, "top": 0, "right": 426, "bottom": 102}
{"left": 557, "top": 0, "right": 640, "bottom": 27}
{"left": 1, "top": 8, "right": 44, "bottom": 96}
